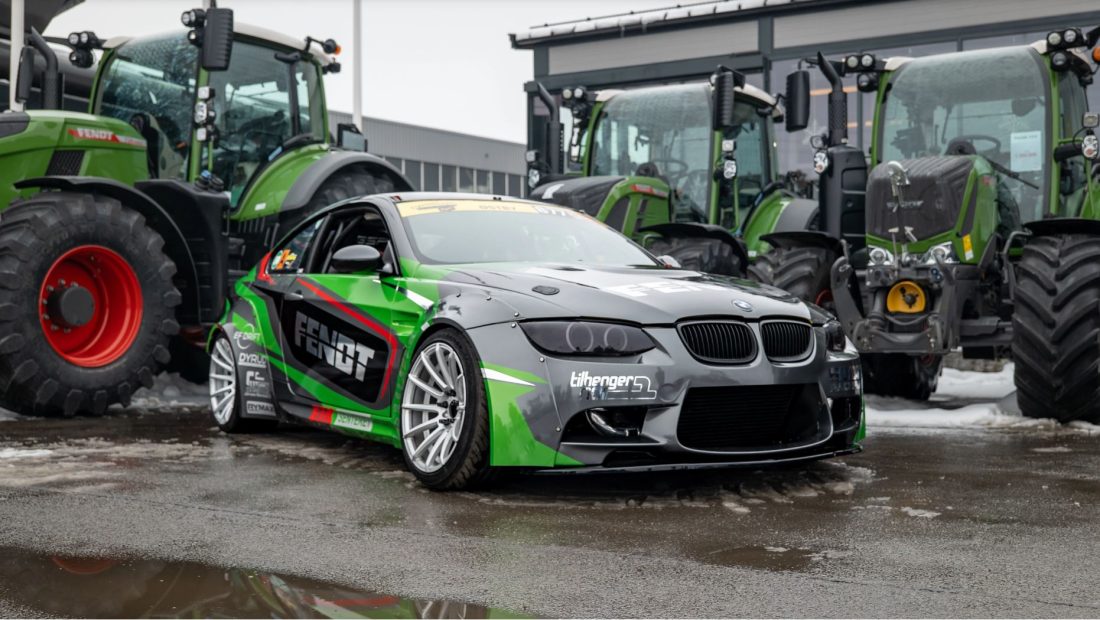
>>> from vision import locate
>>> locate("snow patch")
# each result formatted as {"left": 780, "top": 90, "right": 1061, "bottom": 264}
{"left": 130, "top": 373, "right": 209, "bottom": 408}
{"left": 0, "top": 448, "right": 52, "bottom": 459}
{"left": 900, "top": 507, "right": 941, "bottom": 518}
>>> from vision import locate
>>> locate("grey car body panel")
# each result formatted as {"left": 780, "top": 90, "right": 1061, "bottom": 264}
{"left": 218, "top": 192, "right": 864, "bottom": 467}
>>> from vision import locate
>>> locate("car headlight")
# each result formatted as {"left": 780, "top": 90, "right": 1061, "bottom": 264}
{"left": 521, "top": 321, "right": 655, "bottom": 356}
{"left": 868, "top": 246, "right": 894, "bottom": 265}
{"left": 921, "top": 242, "right": 957, "bottom": 265}
{"left": 823, "top": 320, "right": 846, "bottom": 352}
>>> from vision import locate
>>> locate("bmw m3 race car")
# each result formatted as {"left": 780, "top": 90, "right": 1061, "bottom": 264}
{"left": 209, "top": 193, "right": 864, "bottom": 489}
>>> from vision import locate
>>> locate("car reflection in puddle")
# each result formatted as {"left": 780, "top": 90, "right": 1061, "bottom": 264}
{"left": 0, "top": 546, "right": 526, "bottom": 619}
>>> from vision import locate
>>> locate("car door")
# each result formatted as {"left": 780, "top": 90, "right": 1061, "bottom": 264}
{"left": 275, "top": 207, "right": 403, "bottom": 417}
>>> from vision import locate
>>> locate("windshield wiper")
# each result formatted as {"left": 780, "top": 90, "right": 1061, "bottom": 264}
{"left": 986, "top": 159, "right": 1039, "bottom": 190}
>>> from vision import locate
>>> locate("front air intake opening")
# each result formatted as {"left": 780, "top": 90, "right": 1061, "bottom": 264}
{"left": 676, "top": 384, "right": 828, "bottom": 452}
{"left": 561, "top": 406, "right": 650, "bottom": 443}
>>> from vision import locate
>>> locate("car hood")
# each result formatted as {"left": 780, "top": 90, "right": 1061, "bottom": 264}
{"left": 435, "top": 263, "right": 809, "bottom": 325}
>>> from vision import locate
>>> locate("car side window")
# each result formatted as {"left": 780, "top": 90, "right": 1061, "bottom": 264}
{"left": 268, "top": 218, "right": 325, "bottom": 275}
{"left": 306, "top": 207, "right": 395, "bottom": 275}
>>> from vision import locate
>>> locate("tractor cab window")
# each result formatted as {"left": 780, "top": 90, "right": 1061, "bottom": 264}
{"left": 95, "top": 34, "right": 197, "bottom": 180}
{"left": 879, "top": 46, "right": 1048, "bottom": 224}
{"left": 730, "top": 100, "right": 771, "bottom": 224}
{"left": 1056, "top": 73, "right": 1090, "bottom": 217}
{"left": 591, "top": 84, "right": 712, "bottom": 223}
{"left": 208, "top": 40, "right": 326, "bottom": 205}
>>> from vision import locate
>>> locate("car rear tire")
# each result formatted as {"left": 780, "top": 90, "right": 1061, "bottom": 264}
{"left": 208, "top": 333, "right": 275, "bottom": 433}
{"left": 400, "top": 329, "right": 492, "bottom": 490}
{"left": 1013, "top": 234, "right": 1100, "bottom": 423}
{"left": 862, "top": 353, "right": 942, "bottom": 401}
{"left": 0, "top": 192, "right": 180, "bottom": 416}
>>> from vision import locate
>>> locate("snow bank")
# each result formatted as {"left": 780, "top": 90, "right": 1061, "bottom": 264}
{"left": 130, "top": 373, "right": 208, "bottom": 408}
{"left": 865, "top": 362, "right": 1100, "bottom": 435}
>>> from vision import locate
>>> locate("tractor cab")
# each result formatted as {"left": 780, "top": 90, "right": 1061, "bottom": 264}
{"left": 526, "top": 71, "right": 803, "bottom": 276}
{"left": 91, "top": 20, "right": 339, "bottom": 205}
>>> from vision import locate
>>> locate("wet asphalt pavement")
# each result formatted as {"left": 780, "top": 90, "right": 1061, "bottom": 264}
{"left": 0, "top": 399, "right": 1098, "bottom": 617}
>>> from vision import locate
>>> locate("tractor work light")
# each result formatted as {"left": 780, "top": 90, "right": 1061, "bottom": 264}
{"left": 1063, "top": 28, "right": 1080, "bottom": 46}
{"left": 1083, "top": 134, "right": 1100, "bottom": 160}
{"left": 561, "top": 88, "right": 573, "bottom": 100}
{"left": 525, "top": 149, "right": 538, "bottom": 163}
{"left": 845, "top": 55, "right": 859, "bottom": 70}
{"left": 860, "top": 53, "right": 875, "bottom": 68}
{"left": 181, "top": 9, "right": 205, "bottom": 28}
{"left": 572, "top": 86, "right": 586, "bottom": 101}
{"left": 722, "top": 159, "right": 738, "bottom": 179}
{"left": 721, "top": 139, "right": 735, "bottom": 154}
{"left": 922, "top": 242, "right": 957, "bottom": 265}
{"left": 813, "top": 150, "right": 829, "bottom": 174}
{"left": 67, "top": 32, "right": 80, "bottom": 46}
{"left": 1052, "top": 51, "right": 1070, "bottom": 71}
{"left": 1047, "top": 31, "right": 1063, "bottom": 48}
{"left": 869, "top": 247, "right": 894, "bottom": 266}
{"left": 857, "top": 73, "right": 878, "bottom": 92}
{"left": 527, "top": 168, "right": 541, "bottom": 189}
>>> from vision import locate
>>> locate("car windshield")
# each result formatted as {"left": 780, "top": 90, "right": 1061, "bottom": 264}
{"left": 591, "top": 84, "right": 712, "bottom": 222}
{"left": 879, "top": 46, "right": 1048, "bottom": 222}
{"left": 398, "top": 200, "right": 658, "bottom": 267}
{"left": 95, "top": 34, "right": 197, "bottom": 180}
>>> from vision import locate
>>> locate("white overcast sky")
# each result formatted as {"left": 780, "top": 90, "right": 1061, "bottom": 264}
{"left": 46, "top": 0, "right": 676, "bottom": 144}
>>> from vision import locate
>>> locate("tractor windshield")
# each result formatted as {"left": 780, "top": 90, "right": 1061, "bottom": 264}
{"left": 207, "top": 40, "right": 326, "bottom": 204}
{"left": 591, "top": 84, "right": 713, "bottom": 222}
{"left": 879, "top": 46, "right": 1048, "bottom": 223}
{"left": 95, "top": 34, "right": 198, "bottom": 180}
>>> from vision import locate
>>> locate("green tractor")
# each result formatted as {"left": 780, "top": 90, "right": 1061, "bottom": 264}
{"left": 524, "top": 69, "right": 819, "bottom": 279}
{"left": 776, "top": 28, "right": 1100, "bottom": 419}
{"left": 0, "top": 2, "right": 411, "bottom": 416}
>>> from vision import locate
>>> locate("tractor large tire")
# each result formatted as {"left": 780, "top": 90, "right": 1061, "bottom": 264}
{"left": 646, "top": 236, "right": 743, "bottom": 276}
{"left": 862, "top": 353, "right": 943, "bottom": 401}
{"left": 0, "top": 192, "right": 181, "bottom": 417}
{"left": 763, "top": 245, "right": 837, "bottom": 306}
{"left": 746, "top": 249, "right": 779, "bottom": 286}
{"left": 1013, "top": 234, "right": 1100, "bottom": 423}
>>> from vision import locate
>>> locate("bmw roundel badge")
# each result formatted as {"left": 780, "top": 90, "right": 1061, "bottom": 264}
{"left": 733, "top": 300, "right": 754, "bottom": 312}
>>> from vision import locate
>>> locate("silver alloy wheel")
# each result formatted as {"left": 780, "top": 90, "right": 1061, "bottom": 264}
{"left": 401, "top": 341, "right": 467, "bottom": 473}
{"left": 209, "top": 338, "right": 237, "bottom": 425}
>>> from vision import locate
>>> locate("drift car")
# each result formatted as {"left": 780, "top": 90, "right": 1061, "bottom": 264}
{"left": 209, "top": 193, "right": 864, "bottom": 489}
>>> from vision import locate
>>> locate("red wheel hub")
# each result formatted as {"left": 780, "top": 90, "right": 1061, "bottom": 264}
{"left": 39, "top": 245, "right": 142, "bottom": 368}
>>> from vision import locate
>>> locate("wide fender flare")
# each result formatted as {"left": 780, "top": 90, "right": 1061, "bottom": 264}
{"left": 13, "top": 176, "right": 201, "bottom": 323}
{"left": 281, "top": 151, "right": 413, "bottom": 214}
{"left": 1024, "top": 217, "right": 1100, "bottom": 238}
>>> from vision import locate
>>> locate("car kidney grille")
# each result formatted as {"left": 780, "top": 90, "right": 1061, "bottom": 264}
{"left": 678, "top": 321, "right": 757, "bottom": 364}
{"left": 761, "top": 321, "right": 813, "bottom": 362}
{"left": 676, "top": 384, "right": 815, "bottom": 451}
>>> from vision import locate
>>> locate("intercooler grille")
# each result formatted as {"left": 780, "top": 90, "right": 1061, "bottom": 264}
{"left": 761, "top": 321, "right": 814, "bottom": 362}
{"left": 676, "top": 384, "right": 815, "bottom": 451}
{"left": 678, "top": 321, "right": 757, "bottom": 364}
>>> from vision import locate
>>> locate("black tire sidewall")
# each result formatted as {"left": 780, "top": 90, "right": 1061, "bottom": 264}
{"left": 400, "top": 329, "right": 490, "bottom": 489}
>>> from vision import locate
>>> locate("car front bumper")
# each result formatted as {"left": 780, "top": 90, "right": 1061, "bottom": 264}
{"left": 468, "top": 320, "right": 864, "bottom": 469}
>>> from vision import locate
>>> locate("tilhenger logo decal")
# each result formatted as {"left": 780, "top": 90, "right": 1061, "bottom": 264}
{"left": 570, "top": 371, "right": 657, "bottom": 400}
{"left": 295, "top": 311, "right": 376, "bottom": 382}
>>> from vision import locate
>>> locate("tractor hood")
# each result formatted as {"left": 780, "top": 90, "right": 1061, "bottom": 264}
{"left": 439, "top": 262, "right": 810, "bottom": 326}
{"left": 866, "top": 156, "right": 979, "bottom": 242}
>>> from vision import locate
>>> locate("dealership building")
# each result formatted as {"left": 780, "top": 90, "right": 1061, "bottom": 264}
{"left": 512, "top": 0, "right": 1100, "bottom": 176}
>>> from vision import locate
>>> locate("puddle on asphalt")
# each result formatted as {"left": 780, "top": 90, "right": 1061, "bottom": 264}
{"left": 0, "top": 546, "right": 527, "bottom": 619}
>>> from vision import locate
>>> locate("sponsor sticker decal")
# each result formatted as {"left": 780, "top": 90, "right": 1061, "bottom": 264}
{"left": 607, "top": 280, "right": 726, "bottom": 298}
{"left": 294, "top": 311, "right": 376, "bottom": 382}
{"left": 243, "top": 369, "right": 269, "bottom": 398}
{"left": 332, "top": 412, "right": 373, "bottom": 433}
{"left": 245, "top": 401, "right": 275, "bottom": 416}
{"left": 238, "top": 352, "right": 266, "bottom": 369}
{"left": 233, "top": 325, "right": 261, "bottom": 351}
{"left": 570, "top": 371, "right": 657, "bottom": 401}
